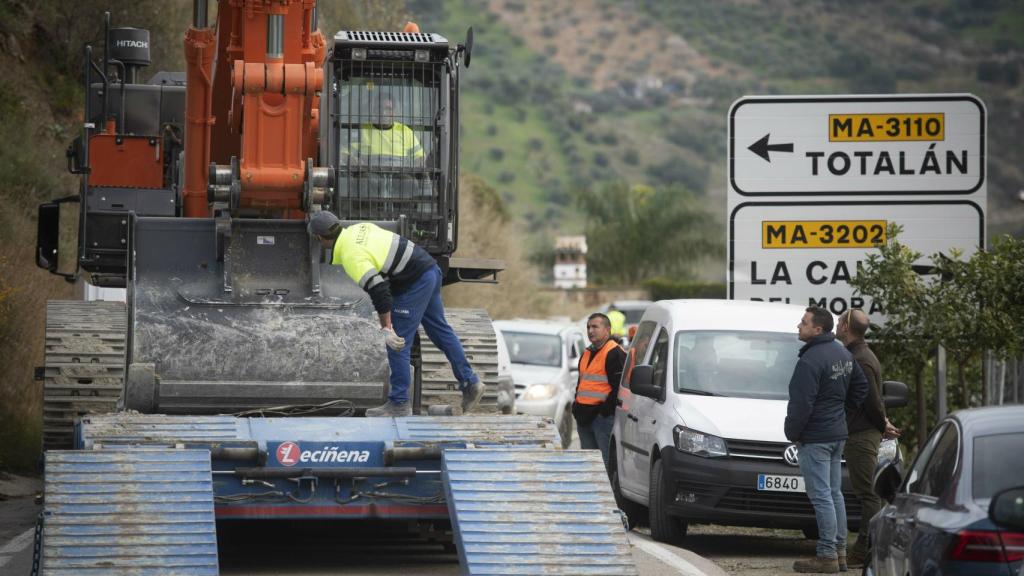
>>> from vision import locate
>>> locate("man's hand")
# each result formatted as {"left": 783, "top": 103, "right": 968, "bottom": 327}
{"left": 884, "top": 418, "right": 901, "bottom": 440}
{"left": 383, "top": 327, "right": 406, "bottom": 351}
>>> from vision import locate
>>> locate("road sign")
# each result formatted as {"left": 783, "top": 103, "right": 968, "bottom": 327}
{"left": 726, "top": 94, "right": 987, "bottom": 323}
{"left": 729, "top": 201, "right": 984, "bottom": 317}
{"left": 730, "top": 95, "right": 985, "bottom": 195}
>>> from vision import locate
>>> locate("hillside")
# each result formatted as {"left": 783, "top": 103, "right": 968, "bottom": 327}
{"left": 409, "top": 0, "right": 1024, "bottom": 243}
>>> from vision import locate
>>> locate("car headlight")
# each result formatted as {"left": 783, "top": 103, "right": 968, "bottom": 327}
{"left": 673, "top": 425, "right": 728, "bottom": 458}
{"left": 522, "top": 383, "right": 557, "bottom": 401}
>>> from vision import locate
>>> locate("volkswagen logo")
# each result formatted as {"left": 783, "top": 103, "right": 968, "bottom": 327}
{"left": 783, "top": 444, "right": 800, "bottom": 466}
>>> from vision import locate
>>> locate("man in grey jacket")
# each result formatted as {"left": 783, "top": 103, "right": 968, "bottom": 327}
{"left": 786, "top": 306, "right": 869, "bottom": 574}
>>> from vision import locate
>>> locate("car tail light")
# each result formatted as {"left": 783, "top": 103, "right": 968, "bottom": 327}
{"left": 999, "top": 531, "right": 1024, "bottom": 563}
{"left": 949, "top": 529, "right": 1024, "bottom": 562}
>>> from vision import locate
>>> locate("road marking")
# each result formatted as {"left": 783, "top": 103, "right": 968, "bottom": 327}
{"left": 0, "top": 527, "right": 35, "bottom": 555}
{"left": 629, "top": 532, "right": 709, "bottom": 576}
{"left": 0, "top": 527, "right": 36, "bottom": 569}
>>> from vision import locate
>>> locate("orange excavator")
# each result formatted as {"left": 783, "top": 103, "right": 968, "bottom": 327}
{"left": 36, "top": 0, "right": 506, "bottom": 449}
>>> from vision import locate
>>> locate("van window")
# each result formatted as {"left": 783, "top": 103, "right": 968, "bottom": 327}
{"left": 651, "top": 329, "right": 670, "bottom": 389}
{"left": 622, "top": 321, "right": 657, "bottom": 388}
{"left": 673, "top": 330, "right": 801, "bottom": 399}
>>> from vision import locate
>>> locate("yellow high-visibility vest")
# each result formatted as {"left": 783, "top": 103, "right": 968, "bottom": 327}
{"left": 351, "top": 122, "right": 424, "bottom": 158}
{"left": 332, "top": 223, "right": 415, "bottom": 290}
{"left": 608, "top": 310, "right": 626, "bottom": 338}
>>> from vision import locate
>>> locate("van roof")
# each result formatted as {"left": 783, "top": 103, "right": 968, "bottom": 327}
{"left": 650, "top": 299, "right": 809, "bottom": 334}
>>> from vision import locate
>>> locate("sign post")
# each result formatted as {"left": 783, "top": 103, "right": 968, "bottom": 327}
{"left": 727, "top": 94, "right": 986, "bottom": 323}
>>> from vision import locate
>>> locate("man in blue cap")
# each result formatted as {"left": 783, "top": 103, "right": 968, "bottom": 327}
{"left": 308, "top": 210, "right": 484, "bottom": 417}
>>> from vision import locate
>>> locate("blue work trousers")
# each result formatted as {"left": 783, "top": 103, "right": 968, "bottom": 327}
{"left": 798, "top": 440, "right": 849, "bottom": 559}
{"left": 577, "top": 413, "right": 614, "bottom": 468}
{"left": 388, "top": 265, "right": 478, "bottom": 404}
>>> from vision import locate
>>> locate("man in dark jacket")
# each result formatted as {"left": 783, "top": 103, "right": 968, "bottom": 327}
{"left": 838, "top": 309, "right": 900, "bottom": 568}
{"left": 786, "top": 306, "right": 869, "bottom": 574}
{"left": 572, "top": 313, "right": 626, "bottom": 469}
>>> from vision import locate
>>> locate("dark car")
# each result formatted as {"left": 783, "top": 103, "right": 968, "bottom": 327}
{"left": 867, "top": 405, "right": 1024, "bottom": 576}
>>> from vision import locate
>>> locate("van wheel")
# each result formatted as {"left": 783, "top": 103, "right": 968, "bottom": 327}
{"left": 609, "top": 444, "right": 647, "bottom": 529}
{"left": 649, "top": 458, "right": 687, "bottom": 543}
{"left": 558, "top": 409, "right": 573, "bottom": 449}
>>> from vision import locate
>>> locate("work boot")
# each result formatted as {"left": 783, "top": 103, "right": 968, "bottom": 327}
{"left": 846, "top": 547, "right": 867, "bottom": 569}
{"left": 365, "top": 400, "right": 411, "bottom": 418}
{"left": 461, "top": 381, "right": 485, "bottom": 414}
{"left": 793, "top": 555, "right": 839, "bottom": 574}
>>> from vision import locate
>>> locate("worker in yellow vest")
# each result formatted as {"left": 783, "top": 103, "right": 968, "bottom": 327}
{"left": 308, "top": 211, "right": 484, "bottom": 417}
{"left": 347, "top": 95, "right": 424, "bottom": 163}
{"left": 607, "top": 305, "right": 627, "bottom": 340}
{"left": 572, "top": 313, "right": 627, "bottom": 468}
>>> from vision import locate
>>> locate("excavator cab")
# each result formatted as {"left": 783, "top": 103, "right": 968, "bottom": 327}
{"left": 328, "top": 29, "right": 469, "bottom": 272}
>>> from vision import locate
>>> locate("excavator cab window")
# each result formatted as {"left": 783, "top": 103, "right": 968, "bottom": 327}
{"left": 335, "top": 70, "right": 441, "bottom": 225}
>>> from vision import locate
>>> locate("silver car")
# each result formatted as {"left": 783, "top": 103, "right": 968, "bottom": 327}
{"left": 494, "top": 320, "right": 586, "bottom": 449}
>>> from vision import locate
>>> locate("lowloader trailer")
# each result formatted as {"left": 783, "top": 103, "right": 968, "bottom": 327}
{"left": 37, "top": 414, "right": 638, "bottom": 575}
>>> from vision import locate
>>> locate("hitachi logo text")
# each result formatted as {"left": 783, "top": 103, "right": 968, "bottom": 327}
{"left": 115, "top": 40, "right": 148, "bottom": 49}
{"left": 299, "top": 446, "right": 371, "bottom": 464}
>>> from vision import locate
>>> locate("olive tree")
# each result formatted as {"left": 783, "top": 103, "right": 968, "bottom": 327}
{"left": 849, "top": 225, "right": 940, "bottom": 448}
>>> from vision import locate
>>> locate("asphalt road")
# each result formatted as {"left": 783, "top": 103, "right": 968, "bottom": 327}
{"left": 678, "top": 524, "right": 845, "bottom": 576}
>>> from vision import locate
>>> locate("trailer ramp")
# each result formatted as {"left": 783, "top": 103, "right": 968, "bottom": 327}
{"left": 443, "top": 449, "right": 638, "bottom": 575}
{"left": 40, "top": 448, "right": 218, "bottom": 575}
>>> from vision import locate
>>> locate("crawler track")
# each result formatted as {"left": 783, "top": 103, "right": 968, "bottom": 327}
{"left": 42, "top": 300, "right": 126, "bottom": 450}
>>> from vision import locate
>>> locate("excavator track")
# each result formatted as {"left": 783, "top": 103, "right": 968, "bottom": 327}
{"left": 418, "top": 308, "right": 500, "bottom": 413}
{"left": 42, "top": 300, "right": 127, "bottom": 450}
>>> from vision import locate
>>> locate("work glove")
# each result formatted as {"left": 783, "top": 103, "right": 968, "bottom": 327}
{"left": 383, "top": 327, "right": 406, "bottom": 351}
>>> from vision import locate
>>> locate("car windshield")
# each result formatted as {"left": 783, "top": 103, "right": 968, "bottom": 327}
{"left": 674, "top": 330, "right": 801, "bottom": 399}
{"left": 499, "top": 331, "right": 563, "bottom": 368}
{"left": 972, "top": 432, "right": 1024, "bottom": 500}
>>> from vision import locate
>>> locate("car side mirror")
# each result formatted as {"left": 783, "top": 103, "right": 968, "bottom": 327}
{"left": 989, "top": 486, "right": 1024, "bottom": 531}
{"left": 882, "top": 380, "right": 909, "bottom": 409}
{"left": 630, "top": 365, "right": 661, "bottom": 400}
{"left": 37, "top": 202, "right": 61, "bottom": 272}
{"left": 872, "top": 460, "right": 902, "bottom": 504}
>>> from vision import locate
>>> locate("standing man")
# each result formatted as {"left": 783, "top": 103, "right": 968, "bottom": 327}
{"left": 308, "top": 211, "right": 484, "bottom": 417}
{"left": 837, "top": 309, "right": 900, "bottom": 568}
{"left": 606, "top": 305, "right": 627, "bottom": 341}
{"left": 572, "top": 313, "right": 626, "bottom": 468}
{"left": 786, "top": 306, "right": 869, "bottom": 574}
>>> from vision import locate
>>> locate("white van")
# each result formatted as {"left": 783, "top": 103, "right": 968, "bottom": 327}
{"left": 611, "top": 299, "right": 864, "bottom": 542}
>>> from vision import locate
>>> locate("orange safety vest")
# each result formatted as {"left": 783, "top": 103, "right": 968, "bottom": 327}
{"left": 575, "top": 339, "right": 622, "bottom": 406}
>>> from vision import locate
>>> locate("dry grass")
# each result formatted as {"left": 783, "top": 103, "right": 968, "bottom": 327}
{"left": 443, "top": 175, "right": 588, "bottom": 321}
{"left": 0, "top": 45, "right": 78, "bottom": 471}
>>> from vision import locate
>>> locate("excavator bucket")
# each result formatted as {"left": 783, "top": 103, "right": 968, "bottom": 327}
{"left": 125, "top": 216, "right": 389, "bottom": 414}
